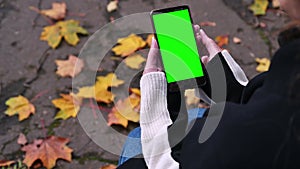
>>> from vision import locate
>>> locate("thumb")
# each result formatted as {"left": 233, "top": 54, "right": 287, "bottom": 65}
{"left": 201, "top": 55, "right": 209, "bottom": 65}
{"left": 199, "top": 29, "right": 221, "bottom": 60}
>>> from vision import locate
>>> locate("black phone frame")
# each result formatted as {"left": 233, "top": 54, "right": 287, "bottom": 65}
{"left": 150, "top": 5, "right": 207, "bottom": 90}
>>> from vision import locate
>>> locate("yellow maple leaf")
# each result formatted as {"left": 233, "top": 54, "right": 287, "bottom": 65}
{"left": 249, "top": 0, "right": 269, "bottom": 15}
{"left": 40, "top": 2, "right": 66, "bottom": 20}
{"left": 76, "top": 73, "right": 123, "bottom": 103}
{"left": 184, "top": 89, "right": 200, "bottom": 106}
{"left": 107, "top": 94, "right": 140, "bottom": 128}
{"left": 5, "top": 95, "right": 35, "bottom": 121}
{"left": 96, "top": 73, "right": 125, "bottom": 88}
{"left": 124, "top": 54, "right": 146, "bottom": 69}
{"left": 112, "top": 34, "right": 146, "bottom": 57}
{"left": 40, "top": 24, "right": 62, "bottom": 49}
{"left": 55, "top": 55, "right": 84, "bottom": 78}
{"left": 255, "top": 57, "right": 271, "bottom": 72}
{"left": 40, "top": 19, "right": 88, "bottom": 48}
{"left": 130, "top": 88, "right": 141, "bottom": 96}
{"left": 52, "top": 93, "right": 82, "bottom": 120}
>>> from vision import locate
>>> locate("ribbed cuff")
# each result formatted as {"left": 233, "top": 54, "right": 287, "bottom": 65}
{"left": 140, "top": 72, "right": 173, "bottom": 140}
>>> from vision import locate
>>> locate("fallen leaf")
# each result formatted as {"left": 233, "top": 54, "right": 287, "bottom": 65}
{"left": 199, "top": 21, "right": 217, "bottom": 27}
{"left": 215, "top": 35, "right": 229, "bottom": 48}
{"left": 21, "top": 136, "right": 72, "bottom": 169}
{"left": 272, "top": 0, "right": 280, "bottom": 8}
{"left": 130, "top": 88, "right": 141, "bottom": 96}
{"left": 76, "top": 73, "right": 124, "bottom": 103}
{"left": 107, "top": 0, "right": 118, "bottom": 12}
{"left": 100, "top": 164, "right": 117, "bottom": 169}
{"left": 260, "top": 22, "right": 267, "bottom": 28}
{"left": 249, "top": 0, "right": 269, "bottom": 15}
{"left": 108, "top": 94, "right": 140, "bottom": 127}
{"left": 40, "top": 19, "right": 88, "bottom": 48}
{"left": 112, "top": 34, "right": 147, "bottom": 57}
{"left": 233, "top": 37, "right": 242, "bottom": 44}
{"left": 0, "top": 160, "right": 15, "bottom": 167}
{"left": 185, "top": 89, "right": 200, "bottom": 106}
{"left": 96, "top": 73, "right": 125, "bottom": 88}
{"left": 17, "top": 133, "right": 28, "bottom": 145}
{"left": 52, "top": 93, "right": 82, "bottom": 120}
{"left": 255, "top": 57, "right": 270, "bottom": 72}
{"left": 55, "top": 55, "right": 84, "bottom": 78}
{"left": 5, "top": 95, "right": 35, "bottom": 121}
{"left": 146, "top": 34, "right": 154, "bottom": 47}
{"left": 40, "top": 24, "right": 62, "bottom": 49}
{"left": 124, "top": 54, "right": 146, "bottom": 69}
{"left": 40, "top": 2, "right": 66, "bottom": 20}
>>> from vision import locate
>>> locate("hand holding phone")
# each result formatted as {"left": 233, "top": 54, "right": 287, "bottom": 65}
{"left": 150, "top": 5, "right": 207, "bottom": 89}
{"left": 143, "top": 38, "right": 163, "bottom": 75}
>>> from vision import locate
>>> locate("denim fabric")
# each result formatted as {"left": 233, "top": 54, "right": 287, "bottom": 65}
{"left": 118, "top": 108, "right": 206, "bottom": 166}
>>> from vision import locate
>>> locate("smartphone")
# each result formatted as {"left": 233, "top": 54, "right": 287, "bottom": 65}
{"left": 150, "top": 5, "right": 206, "bottom": 89}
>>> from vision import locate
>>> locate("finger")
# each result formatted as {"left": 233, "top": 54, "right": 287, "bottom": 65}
{"left": 194, "top": 24, "right": 200, "bottom": 33}
{"left": 194, "top": 24, "right": 202, "bottom": 44}
{"left": 199, "top": 29, "right": 221, "bottom": 59}
{"left": 201, "top": 55, "right": 209, "bottom": 65}
{"left": 144, "top": 38, "right": 162, "bottom": 74}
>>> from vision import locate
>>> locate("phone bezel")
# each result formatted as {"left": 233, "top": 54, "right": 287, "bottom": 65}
{"left": 150, "top": 5, "right": 206, "bottom": 89}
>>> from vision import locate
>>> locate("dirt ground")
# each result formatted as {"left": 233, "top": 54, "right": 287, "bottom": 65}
{"left": 0, "top": 0, "right": 289, "bottom": 168}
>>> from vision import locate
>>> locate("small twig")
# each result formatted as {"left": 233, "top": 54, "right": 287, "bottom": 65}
{"left": 40, "top": 118, "right": 47, "bottom": 138}
{"left": 68, "top": 12, "right": 86, "bottom": 17}
{"left": 90, "top": 98, "right": 98, "bottom": 119}
{"left": 30, "top": 89, "right": 50, "bottom": 103}
{"left": 82, "top": 103, "right": 112, "bottom": 113}
{"left": 29, "top": 6, "right": 54, "bottom": 25}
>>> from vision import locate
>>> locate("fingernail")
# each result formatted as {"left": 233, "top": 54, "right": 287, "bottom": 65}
{"left": 151, "top": 37, "right": 155, "bottom": 44}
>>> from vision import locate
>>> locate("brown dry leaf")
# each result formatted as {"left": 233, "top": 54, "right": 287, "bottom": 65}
{"left": 52, "top": 93, "right": 82, "bottom": 120}
{"left": 17, "top": 133, "right": 28, "bottom": 145}
{"left": 55, "top": 55, "right": 84, "bottom": 78}
{"left": 107, "top": 0, "right": 118, "bottom": 12}
{"left": 233, "top": 37, "right": 242, "bottom": 44}
{"left": 76, "top": 73, "right": 124, "bottom": 103}
{"left": 108, "top": 94, "right": 140, "bottom": 127}
{"left": 5, "top": 95, "right": 35, "bottom": 121}
{"left": 124, "top": 54, "right": 146, "bottom": 69}
{"left": 249, "top": 0, "right": 269, "bottom": 15}
{"left": 0, "top": 160, "right": 15, "bottom": 167}
{"left": 199, "top": 21, "right": 216, "bottom": 27}
{"left": 112, "top": 34, "right": 147, "bottom": 57}
{"left": 100, "top": 164, "right": 117, "bottom": 169}
{"left": 40, "top": 19, "right": 88, "bottom": 48}
{"left": 146, "top": 34, "right": 154, "bottom": 47}
{"left": 255, "top": 57, "right": 270, "bottom": 72}
{"left": 185, "top": 89, "right": 200, "bottom": 106}
{"left": 272, "top": 0, "right": 280, "bottom": 8}
{"left": 215, "top": 35, "right": 229, "bottom": 48}
{"left": 21, "top": 136, "right": 72, "bottom": 169}
{"left": 40, "top": 2, "right": 66, "bottom": 20}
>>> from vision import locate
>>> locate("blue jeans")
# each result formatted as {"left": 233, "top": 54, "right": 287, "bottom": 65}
{"left": 118, "top": 108, "right": 206, "bottom": 166}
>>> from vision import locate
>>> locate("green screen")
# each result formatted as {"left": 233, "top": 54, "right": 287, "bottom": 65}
{"left": 152, "top": 9, "right": 204, "bottom": 83}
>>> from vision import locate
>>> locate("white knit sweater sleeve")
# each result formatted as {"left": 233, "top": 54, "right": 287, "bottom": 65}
{"left": 140, "top": 72, "right": 179, "bottom": 169}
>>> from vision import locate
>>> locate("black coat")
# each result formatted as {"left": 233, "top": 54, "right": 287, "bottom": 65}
{"left": 118, "top": 35, "right": 300, "bottom": 169}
